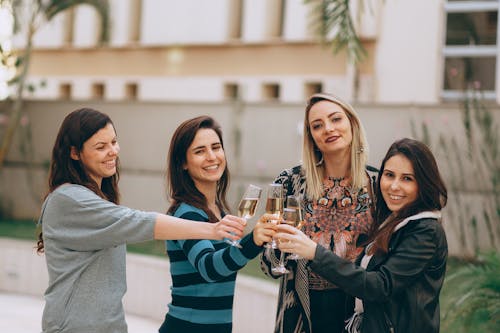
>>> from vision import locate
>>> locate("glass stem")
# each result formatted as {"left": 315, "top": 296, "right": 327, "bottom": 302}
{"left": 278, "top": 251, "right": 286, "bottom": 267}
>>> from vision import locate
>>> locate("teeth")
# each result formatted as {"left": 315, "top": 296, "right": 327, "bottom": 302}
{"left": 205, "top": 165, "right": 218, "bottom": 170}
{"left": 390, "top": 195, "right": 403, "bottom": 200}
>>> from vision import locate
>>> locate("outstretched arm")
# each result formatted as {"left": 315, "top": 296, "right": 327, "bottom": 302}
{"left": 154, "top": 213, "right": 246, "bottom": 240}
{"left": 275, "top": 224, "right": 317, "bottom": 259}
{"left": 276, "top": 222, "right": 444, "bottom": 302}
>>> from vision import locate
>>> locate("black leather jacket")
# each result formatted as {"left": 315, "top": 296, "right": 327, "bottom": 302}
{"left": 309, "top": 216, "right": 448, "bottom": 333}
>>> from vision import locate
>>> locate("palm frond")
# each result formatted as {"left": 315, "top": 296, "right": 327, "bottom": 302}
{"left": 442, "top": 252, "right": 500, "bottom": 331}
{"left": 41, "top": 0, "right": 109, "bottom": 43}
{"left": 305, "top": 0, "right": 366, "bottom": 63}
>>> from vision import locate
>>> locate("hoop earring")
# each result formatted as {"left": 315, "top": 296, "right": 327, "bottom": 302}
{"left": 315, "top": 155, "right": 324, "bottom": 166}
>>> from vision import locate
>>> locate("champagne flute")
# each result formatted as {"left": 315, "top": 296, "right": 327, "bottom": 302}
{"left": 265, "top": 183, "right": 284, "bottom": 249}
{"left": 270, "top": 207, "right": 294, "bottom": 274}
{"left": 225, "top": 184, "right": 262, "bottom": 248}
{"left": 284, "top": 195, "right": 304, "bottom": 260}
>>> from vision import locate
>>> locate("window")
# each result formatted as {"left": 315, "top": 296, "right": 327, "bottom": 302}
{"left": 443, "top": 1, "right": 499, "bottom": 99}
{"left": 92, "top": 83, "right": 105, "bottom": 99}
{"left": 125, "top": 82, "right": 138, "bottom": 100}
{"left": 224, "top": 83, "right": 239, "bottom": 100}
{"left": 59, "top": 83, "right": 72, "bottom": 99}
{"left": 262, "top": 83, "right": 280, "bottom": 101}
{"left": 304, "top": 82, "right": 323, "bottom": 97}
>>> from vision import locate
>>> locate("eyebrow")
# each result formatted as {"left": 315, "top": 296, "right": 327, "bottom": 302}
{"left": 92, "top": 137, "right": 117, "bottom": 147}
{"left": 191, "top": 142, "right": 221, "bottom": 150}
{"left": 384, "top": 168, "right": 414, "bottom": 176}
{"left": 310, "top": 111, "right": 343, "bottom": 123}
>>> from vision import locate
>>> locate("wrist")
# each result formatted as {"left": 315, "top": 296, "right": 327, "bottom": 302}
{"left": 252, "top": 232, "right": 263, "bottom": 247}
{"left": 209, "top": 222, "right": 219, "bottom": 240}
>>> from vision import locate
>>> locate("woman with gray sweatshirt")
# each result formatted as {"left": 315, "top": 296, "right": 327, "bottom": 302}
{"left": 35, "top": 108, "right": 245, "bottom": 333}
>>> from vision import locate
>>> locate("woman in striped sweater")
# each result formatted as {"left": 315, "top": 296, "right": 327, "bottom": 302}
{"left": 158, "top": 115, "right": 275, "bottom": 333}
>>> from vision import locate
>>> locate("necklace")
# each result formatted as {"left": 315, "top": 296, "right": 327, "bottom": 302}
{"left": 327, "top": 175, "right": 346, "bottom": 182}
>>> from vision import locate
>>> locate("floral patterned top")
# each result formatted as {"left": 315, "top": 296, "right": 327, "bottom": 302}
{"left": 260, "top": 164, "right": 377, "bottom": 333}
{"left": 304, "top": 176, "right": 373, "bottom": 290}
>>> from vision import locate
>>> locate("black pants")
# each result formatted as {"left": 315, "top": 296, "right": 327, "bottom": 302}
{"left": 310, "top": 289, "right": 350, "bottom": 333}
{"left": 158, "top": 314, "right": 231, "bottom": 333}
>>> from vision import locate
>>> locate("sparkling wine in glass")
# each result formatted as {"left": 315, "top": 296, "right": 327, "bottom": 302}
{"left": 225, "top": 184, "right": 262, "bottom": 248}
{"left": 270, "top": 208, "right": 300, "bottom": 274}
{"left": 238, "top": 197, "right": 259, "bottom": 220}
{"left": 265, "top": 183, "right": 284, "bottom": 249}
{"left": 284, "top": 195, "right": 304, "bottom": 260}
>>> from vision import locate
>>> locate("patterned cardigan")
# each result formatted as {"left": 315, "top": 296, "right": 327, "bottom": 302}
{"left": 260, "top": 165, "right": 377, "bottom": 333}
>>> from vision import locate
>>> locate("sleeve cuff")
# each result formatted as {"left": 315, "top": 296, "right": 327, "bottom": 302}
{"left": 239, "top": 231, "right": 263, "bottom": 259}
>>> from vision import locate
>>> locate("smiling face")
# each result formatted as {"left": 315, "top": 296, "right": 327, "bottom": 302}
{"left": 70, "top": 123, "right": 120, "bottom": 188}
{"left": 308, "top": 100, "right": 353, "bottom": 157}
{"left": 184, "top": 128, "right": 226, "bottom": 190}
{"left": 380, "top": 154, "right": 419, "bottom": 213}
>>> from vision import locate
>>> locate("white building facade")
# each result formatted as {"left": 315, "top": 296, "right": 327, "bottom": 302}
{"left": 20, "top": 0, "right": 498, "bottom": 105}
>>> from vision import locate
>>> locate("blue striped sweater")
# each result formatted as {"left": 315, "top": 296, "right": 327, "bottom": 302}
{"left": 162, "top": 203, "right": 262, "bottom": 332}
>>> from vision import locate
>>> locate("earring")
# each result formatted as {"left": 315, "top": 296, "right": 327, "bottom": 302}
{"left": 315, "top": 155, "right": 324, "bottom": 166}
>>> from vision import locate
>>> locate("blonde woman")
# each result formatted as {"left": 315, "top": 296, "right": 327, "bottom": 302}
{"left": 260, "top": 93, "right": 377, "bottom": 333}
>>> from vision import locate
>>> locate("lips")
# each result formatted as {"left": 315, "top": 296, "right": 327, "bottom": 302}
{"left": 325, "top": 135, "right": 340, "bottom": 143}
{"left": 204, "top": 165, "right": 219, "bottom": 171}
{"left": 103, "top": 160, "right": 116, "bottom": 169}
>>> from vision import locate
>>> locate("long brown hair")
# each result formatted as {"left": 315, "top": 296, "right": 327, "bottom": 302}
{"left": 368, "top": 138, "right": 447, "bottom": 255}
{"left": 166, "top": 115, "right": 230, "bottom": 222}
{"left": 36, "top": 108, "right": 121, "bottom": 253}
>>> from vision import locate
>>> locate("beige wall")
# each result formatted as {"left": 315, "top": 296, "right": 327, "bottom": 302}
{"left": 29, "top": 43, "right": 361, "bottom": 77}
{"left": 1, "top": 100, "right": 499, "bottom": 256}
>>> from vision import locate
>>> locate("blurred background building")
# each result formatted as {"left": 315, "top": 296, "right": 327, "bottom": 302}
{"left": 1, "top": 0, "right": 499, "bottom": 256}
{"left": 20, "top": 0, "right": 500, "bottom": 104}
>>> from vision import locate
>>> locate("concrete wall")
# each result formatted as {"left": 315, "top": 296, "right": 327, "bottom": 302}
{"left": 0, "top": 238, "right": 278, "bottom": 331}
{"left": 375, "top": 0, "right": 444, "bottom": 104}
{"left": 1, "top": 100, "right": 499, "bottom": 257}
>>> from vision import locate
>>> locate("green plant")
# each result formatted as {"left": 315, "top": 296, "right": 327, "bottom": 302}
{"left": 0, "top": 218, "right": 37, "bottom": 240}
{"left": 0, "top": 0, "right": 110, "bottom": 169}
{"left": 305, "top": 0, "right": 367, "bottom": 63}
{"left": 412, "top": 91, "right": 500, "bottom": 257}
{"left": 441, "top": 252, "right": 500, "bottom": 333}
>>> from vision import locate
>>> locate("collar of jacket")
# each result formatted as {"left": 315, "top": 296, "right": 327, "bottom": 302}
{"left": 392, "top": 211, "right": 441, "bottom": 232}
{"left": 366, "top": 210, "right": 441, "bottom": 270}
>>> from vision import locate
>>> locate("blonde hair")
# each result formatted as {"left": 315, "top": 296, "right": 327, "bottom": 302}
{"left": 302, "top": 93, "right": 369, "bottom": 200}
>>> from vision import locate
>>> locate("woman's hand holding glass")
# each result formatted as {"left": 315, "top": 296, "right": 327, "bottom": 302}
{"left": 225, "top": 184, "right": 262, "bottom": 248}
{"left": 214, "top": 215, "right": 247, "bottom": 241}
{"left": 275, "top": 224, "right": 317, "bottom": 260}
{"left": 252, "top": 220, "right": 277, "bottom": 247}
{"left": 257, "top": 213, "right": 290, "bottom": 274}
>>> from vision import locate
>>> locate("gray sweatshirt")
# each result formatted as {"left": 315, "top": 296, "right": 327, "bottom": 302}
{"left": 39, "top": 184, "right": 157, "bottom": 333}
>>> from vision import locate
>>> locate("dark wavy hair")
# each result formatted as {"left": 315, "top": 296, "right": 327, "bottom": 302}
{"left": 166, "top": 115, "right": 230, "bottom": 222}
{"left": 37, "top": 108, "right": 120, "bottom": 253}
{"left": 368, "top": 138, "right": 447, "bottom": 254}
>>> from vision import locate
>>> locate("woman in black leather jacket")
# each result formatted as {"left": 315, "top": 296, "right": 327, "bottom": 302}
{"left": 274, "top": 138, "right": 448, "bottom": 333}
